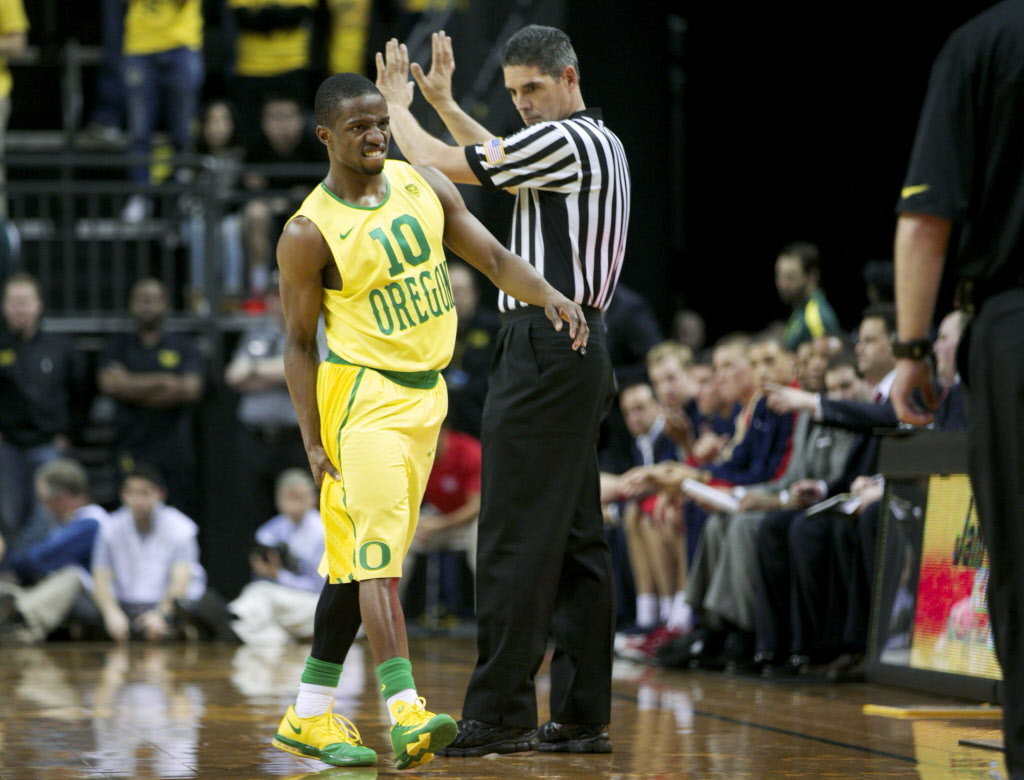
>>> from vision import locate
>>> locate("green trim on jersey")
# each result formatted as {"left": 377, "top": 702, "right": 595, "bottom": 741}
{"left": 326, "top": 350, "right": 440, "bottom": 389}
{"left": 319, "top": 179, "right": 392, "bottom": 211}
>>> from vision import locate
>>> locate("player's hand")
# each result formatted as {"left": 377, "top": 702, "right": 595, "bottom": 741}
{"left": 543, "top": 292, "right": 589, "bottom": 351}
{"left": 306, "top": 444, "right": 341, "bottom": 489}
{"left": 891, "top": 358, "right": 938, "bottom": 426}
{"left": 375, "top": 39, "right": 415, "bottom": 110}
{"left": 411, "top": 31, "right": 456, "bottom": 107}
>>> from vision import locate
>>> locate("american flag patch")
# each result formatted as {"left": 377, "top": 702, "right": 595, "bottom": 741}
{"left": 483, "top": 137, "right": 506, "bottom": 165}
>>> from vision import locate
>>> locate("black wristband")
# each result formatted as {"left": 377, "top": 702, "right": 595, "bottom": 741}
{"left": 892, "top": 338, "right": 932, "bottom": 360}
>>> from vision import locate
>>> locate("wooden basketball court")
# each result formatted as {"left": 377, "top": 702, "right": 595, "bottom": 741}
{"left": 0, "top": 638, "right": 1007, "bottom": 778}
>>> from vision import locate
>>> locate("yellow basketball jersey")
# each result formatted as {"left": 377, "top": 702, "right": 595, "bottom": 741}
{"left": 291, "top": 161, "right": 457, "bottom": 373}
{"left": 229, "top": 0, "right": 316, "bottom": 77}
{"left": 124, "top": 0, "right": 202, "bottom": 55}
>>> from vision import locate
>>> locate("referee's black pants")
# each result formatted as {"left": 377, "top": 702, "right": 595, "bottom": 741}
{"left": 462, "top": 306, "right": 615, "bottom": 729}
{"left": 965, "top": 288, "right": 1024, "bottom": 774}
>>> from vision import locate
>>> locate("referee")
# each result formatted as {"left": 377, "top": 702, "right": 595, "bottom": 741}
{"left": 377, "top": 25, "right": 629, "bottom": 754}
{"left": 891, "top": 2, "right": 1024, "bottom": 775}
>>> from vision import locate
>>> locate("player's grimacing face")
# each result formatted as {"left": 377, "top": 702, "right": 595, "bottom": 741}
{"left": 326, "top": 94, "right": 391, "bottom": 175}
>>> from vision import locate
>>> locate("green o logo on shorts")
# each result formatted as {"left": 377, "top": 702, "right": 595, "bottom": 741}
{"left": 359, "top": 540, "right": 392, "bottom": 571}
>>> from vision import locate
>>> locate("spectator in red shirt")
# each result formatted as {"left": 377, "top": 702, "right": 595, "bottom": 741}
{"left": 401, "top": 424, "right": 482, "bottom": 603}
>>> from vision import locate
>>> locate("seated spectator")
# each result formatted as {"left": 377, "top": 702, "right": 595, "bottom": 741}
{"left": 185, "top": 98, "right": 246, "bottom": 307}
{"left": 241, "top": 94, "right": 323, "bottom": 302}
{"left": 229, "top": 469, "right": 325, "bottom": 645}
{"left": 862, "top": 260, "right": 895, "bottom": 304}
{"left": 91, "top": 465, "right": 233, "bottom": 642}
{"left": 672, "top": 308, "right": 706, "bottom": 354}
{"left": 613, "top": 382, "right": 690, "bottom": 658}
{"left": 401, "top": 423, "right": 482, "bottom": 623}
{"left": 600, "top": 283, "right": 664, "bottom": 473}
{"left": 775, "top": 241, "right": 842, "bottom": 351}
{"left": 97, "top": 278, "right": 205, "bottom": 517}
{"left": 224, "top": 275, "right": 310, "bottom": 526}
{"left": 932, "top": 310, "right": 967, "bottom": 431}
{"left": 0, "top": 458, "right": 109, "bottom": 643}
{"left": 619, "top": 335, "right": 795, "bottom": 660}
{"left": 644, "top": 341, "right": 696, "bottom": 455}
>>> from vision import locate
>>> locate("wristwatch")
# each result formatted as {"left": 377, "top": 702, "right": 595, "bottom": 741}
{"left": 892, "top": 338, "right": 932, "bottom": 360}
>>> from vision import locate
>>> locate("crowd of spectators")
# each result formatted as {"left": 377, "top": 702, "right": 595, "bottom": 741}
{"left": 0, "top": 237, "right": 967, "bottom": 678}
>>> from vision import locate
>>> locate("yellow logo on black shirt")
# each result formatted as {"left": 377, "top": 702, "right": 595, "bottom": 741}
{"left": 901, "top": 184, "right": 930, "bottom": 199}
{"left": 157, "top": 349, "right": 181, "bottom": 369}
{"left": 0, "top": 349, "right": 15, "bottom": 367}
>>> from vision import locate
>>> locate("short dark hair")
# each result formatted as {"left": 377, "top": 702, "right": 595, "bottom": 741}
{"left": 778, "top": 241, "right": 820, "bottom": 275}
{"left": 315, "top": 73, "right": 381, "bottom": 128}
{"left": 862, "top": 302, "right": 897, "bottom": 336}
{"left": 123, "top": 463, "right": 166, "bottom": 491}
{"left": 502, "top": 25, "right": 579, "bottom": 81}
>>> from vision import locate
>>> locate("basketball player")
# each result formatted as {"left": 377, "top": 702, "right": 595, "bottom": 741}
{"left": 270, "top": 72, "right": 588, "bottom": 771}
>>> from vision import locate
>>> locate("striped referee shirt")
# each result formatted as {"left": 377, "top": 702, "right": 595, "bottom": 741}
{"left": 464, "top": 108, "right": 630, "bottom": 312}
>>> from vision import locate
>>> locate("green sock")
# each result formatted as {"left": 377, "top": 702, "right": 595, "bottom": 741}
{"left": 301, "top": 656, "right": 342, "bottom": 688}
{"left": 376, "top": 656, "right": 416, "bottom": 700}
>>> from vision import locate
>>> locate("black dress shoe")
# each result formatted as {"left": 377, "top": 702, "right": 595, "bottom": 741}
{"left": 435, "top": 718, "right": 534, "bottom": 757}
{"left": 531, "top": 721, "right": 612, "bottom": 753}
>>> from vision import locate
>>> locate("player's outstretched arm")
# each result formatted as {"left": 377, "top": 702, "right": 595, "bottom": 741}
{"left": 419, "top": 166, "right": 588, "bottom": 350}
{"left": 375, "top": 38, "right": 480, "bottom": 184}
{"left": 278, "top": 217, "right": 341, "bottom": 487}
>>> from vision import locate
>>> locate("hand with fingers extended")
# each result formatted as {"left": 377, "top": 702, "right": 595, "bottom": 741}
{"left": 543, "top": 291, "right": 589, "bottom": 351}
{"left": 375, "top": 38, "right": 415, "bottom": 110}
{"left": 411, "top": 30, "right": 456, "bottom": 108}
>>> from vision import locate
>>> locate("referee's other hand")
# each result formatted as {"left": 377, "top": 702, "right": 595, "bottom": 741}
{"left": 544, "top": 294, "right": 589, "bottom": 351}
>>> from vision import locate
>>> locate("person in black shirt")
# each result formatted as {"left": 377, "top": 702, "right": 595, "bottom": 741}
{"left": 444, "top": 261, "right": 500, "bottom": 440}
{"left": 377, "top": 26, "right": 630, "bottom": 755}
{"left": 891, "top": 1, "right": 1024, "bottom": 772}
{"left": 0, "top": 273, "right": 84, "bottom": 543}
{"left": 241, "top": 94, "right": 324, "bottom": 302}
{"left": 97, "top": 278, "right": 204, "bottom": 517}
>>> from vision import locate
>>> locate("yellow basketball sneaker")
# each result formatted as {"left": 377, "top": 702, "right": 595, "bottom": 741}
{"left": 272, "top": 705, "right": 377, "bottom": 767}
{"left": 389, "top": 697, "right": 458, "bottom": 770}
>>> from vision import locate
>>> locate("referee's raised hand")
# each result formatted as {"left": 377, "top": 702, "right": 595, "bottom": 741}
{"left": 543, "top": 291, "right": 589, "bottom": 351}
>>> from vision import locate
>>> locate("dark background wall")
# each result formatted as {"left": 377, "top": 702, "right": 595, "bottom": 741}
{"left": 567, "top": 1, "right": 995, "bottom": 340}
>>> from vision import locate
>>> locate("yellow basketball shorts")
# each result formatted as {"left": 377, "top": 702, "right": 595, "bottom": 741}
{"left": 317, "top": 362, "right": 447, "bottom": 582}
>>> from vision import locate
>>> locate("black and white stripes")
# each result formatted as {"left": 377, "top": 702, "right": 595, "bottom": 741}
{"left": 464, "top": 108, "right": 630, "bottom": 312}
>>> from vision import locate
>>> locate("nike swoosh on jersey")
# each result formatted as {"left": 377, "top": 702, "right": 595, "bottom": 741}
{"left": 339, "top": 228, "right": 354, "bottom": 240}
{"left": 900, "top": 184, "right": 930, "bottom": 199}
